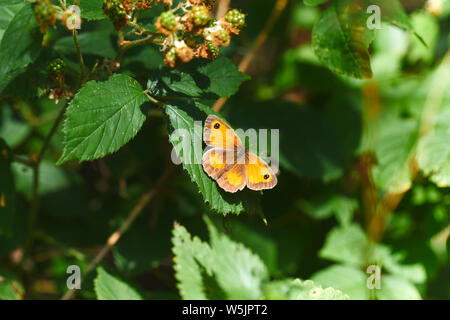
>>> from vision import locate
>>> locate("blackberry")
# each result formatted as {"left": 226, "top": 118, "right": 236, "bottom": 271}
{"left": 160, "top": 11, "right": 177, "bottom": 31}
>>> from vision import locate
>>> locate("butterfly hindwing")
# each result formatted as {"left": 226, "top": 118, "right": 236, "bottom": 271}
{"left": 246, "top": 152, "right": 277, "bottom": 191}
{"left": 216, "top": 163, "right": 247, "bottom": 193}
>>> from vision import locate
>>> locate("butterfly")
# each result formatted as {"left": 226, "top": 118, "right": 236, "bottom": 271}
{"left": 202, "top": 115, "right": 277, "bottom": 193}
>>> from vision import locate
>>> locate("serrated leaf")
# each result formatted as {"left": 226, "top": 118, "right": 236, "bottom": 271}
{"left": 377, "top": 275, "right": 422, "bottom": 300}
{"left": 0, "top": 4, "right": 42, "bottom": 96}
{"left": 417, "top": 61, "right": 450, "bottom": 187}
{"left": 312, "top": 0, "right": 418, "bottom": 78}
{"left": 0, "top": 138, "right": 15, "bottom": 236}
{"left": 319, "top": 224, "right": 368, "bottom": 267}
{"left": 164, "top": 100, "right": 261, "bottom": 215}
{"left": 172, "top": 222, "right": 215, "bottom": 299}
{"left": 172, "top": 218, "right": 268, "bottom": 300}
{"left": 0, "top": 3, "right": 24, "bottom": 42}
{"left": 58, "top": 75, "right": 148, "bottom": 165}
{"left": 94, "top": 266, "right": 143, "bottom": 300}
{"left": 372, "top": 117, "right": 418, "bottom": 193}
{"left": 312, "top": 1, "right": 374, "bottom": 78}
{"left": 311, "top": 264, "right": 368, "bottom": 299}
{"left": 263, "top": 278, "right": 350, "bottom": 300}
{"left": 151, "top": 57, "right": 249, "bottom": 99}
{"left": 205, "top": 217, "right": 268, "bottom": 299}
{"left": 78, "top": 0, "right": 105, "bottom": 20}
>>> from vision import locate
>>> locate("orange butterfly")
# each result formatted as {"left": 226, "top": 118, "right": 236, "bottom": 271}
{"left": 202, "top": 115, "right": 278, "bottom": 193}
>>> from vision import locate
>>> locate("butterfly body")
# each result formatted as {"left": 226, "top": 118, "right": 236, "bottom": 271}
{"left": 202, "top": 115, "right": 277, "bottom": 193}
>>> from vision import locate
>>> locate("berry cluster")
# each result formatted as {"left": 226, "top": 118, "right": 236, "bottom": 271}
{"left": 34, "top": 0, "right": 57, "bottom": 33}
{"left": 154, "top": 1, "right": 246, "bottom": 67}
{"left": 100, "top": 0, "right": 246, "bottom": 68}
{"left": 47, "top": 58, "right": 70, "bottom": 104}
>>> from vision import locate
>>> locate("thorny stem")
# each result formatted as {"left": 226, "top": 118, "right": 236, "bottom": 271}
{"left": 212, "top": 0, "right": 289, "bottom": 112}
{"left": 61, "top": 166, "right": 174, "bottom": 300}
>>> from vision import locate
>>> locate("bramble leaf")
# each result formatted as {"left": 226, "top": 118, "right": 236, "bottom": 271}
{"left": 263, "top": 278, "right": 349, "bottom": 300}
{"left": 0, "top": 4, "right": 42, "bottom": 96}
{"left": 58, "top": 75, "right": 148, "bottom": 165}
{"left": 94, "top": 266, "right": 143, "bottom": 300}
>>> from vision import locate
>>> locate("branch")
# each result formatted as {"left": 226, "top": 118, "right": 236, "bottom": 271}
{"left": 61, "top": 166, "right": 174, "bottom": 300}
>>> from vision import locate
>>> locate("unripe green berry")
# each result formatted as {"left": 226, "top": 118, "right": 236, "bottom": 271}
{"left": 206, "top": 41, "right": 218, "bottom": 58}
{"left": 225, "top": 9, "right": 246, "bottom": 28}
{"left": 166, "top": 47, "right": 177, "bottom": 62}
{"left": 191, "top": 6, "right": 209, "bottom": 26}
{"left": 160, "top": 11, "right": 177, "bottom": 30}
{"left": 47, "top": 58, "right": 66, "bottom": 75}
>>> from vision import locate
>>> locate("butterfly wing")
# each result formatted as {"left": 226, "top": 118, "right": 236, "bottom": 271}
{"left": 203, "top": 115, "right": 243, "bottom": 150}
{"left": 202, "top": 147, "right": 228, "bottom": 180}
{"left": 246, "top": 152, "right": 277, "bottom": 191}
{"left": 216, "top": 163, "right": 247, "bottom": 193}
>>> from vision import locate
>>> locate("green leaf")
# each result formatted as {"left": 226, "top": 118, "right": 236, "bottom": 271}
{"left": 372, "top": 116, "right": 418, "bottom": 193}
{"left": 0, "top": 0, "right": 24, "bottom": 6}
{"left": 54, "top": 31, "right": 116, "bottom": 59}
{"left": 0, "top": 3, "right": 24, "bottom": 42}
{"left": 319, "top": 223, "right": 368, "bottom": 267}
{"left": 151, "top": 57, "right": 250, "bottom": 98}
{"left": 12, "top": 161, "right": 69, "bottom": 198}
{"left": 0, "top": 138, "right": 15, "bottom": 236}
{"left": 164, "top": 101, "right": 261, "bottom": 215}
{"left": 58, "top": 75, "right": 148, "bottom": 165}
{"left": 312, "top": 0, "right": 418, "bottom": 78}
{"left": 94, "top": 266, "right": 143, "bottom": 300}
{"left": 0, "top": 4, "right": 42, "bottom": 96}
{"left": 298, "top": 194, "right": 358, "bottom": 226}
{"left": 417, "top": 62, "right": 450, "bottom": 187}
{"left": 312, "top": 1, "right": 374, "bottom": 78}
{"left": 377, "top": 275, "right": 422, "bottom": 300}
{"left": 205, "top": 217, "right": 268, "bottom": 299}
{"left": 263, "top": 278, "right": 350, "bottom": 300}
{"left": 78, "top": 0, "right": 106, "bottom": 20}
{"left": 311, "top": 264, "right": 369, "bottom": 299}
{"left": 172, "top": 217, "right": 268, "bottom": 299}
{"left": 0, "top": 105, "right": 31, "bottom": 148}
{"left": 0, "top": 268, "right": 24, "bottom": 300}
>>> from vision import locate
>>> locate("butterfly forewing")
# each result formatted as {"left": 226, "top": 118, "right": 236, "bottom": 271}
{"left": 203, "top": 115, "right": 243, "bottom": 151}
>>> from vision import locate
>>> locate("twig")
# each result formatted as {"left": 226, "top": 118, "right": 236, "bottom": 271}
{"left": 61, "top": 166, "right": 174, "bottom": 300}
{"left": 215, "top": 0, "right": 230, "bottom": 19}
{"left": 21, "top": 99, "right": 71, "bottom": 266}
{"left": 115, "top": 34, "right": 163, "bottom": 61}
{"left": 73, "top": 30, "right": 86, "bottom": 82}
{"left": 212, "top": 0, "right": 289, "bottom": 112}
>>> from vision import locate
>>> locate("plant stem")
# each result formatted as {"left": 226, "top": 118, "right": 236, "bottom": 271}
{"left": 115, "top": 34, "right": 163, "bottom": 61}
{"left": 61, "top": 166, "right": 174, "bottom": 300}
{"left": 21, "top": 100, "right": 71, "bottom": 266}
{"left": 212, "top": 0, "right": 289, "bottom": 112}
{"left": 73, "top": 30, "right": 86, "bottom": 83}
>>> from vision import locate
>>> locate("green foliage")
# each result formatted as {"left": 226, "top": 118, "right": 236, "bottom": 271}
{"left": 58, "top": 75, "right": 148, "bottom": 165}
{"left": 94, "top": 266, "right": 143, "bottom": 300}
{"left": 0, "top": 0, "right": 448, "bottom": 301}
{"left": 0, "top": 3, "right": 42, "bottom": 95}
{"left": 173, "top": 218, "right": 348, "bottom": 300}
